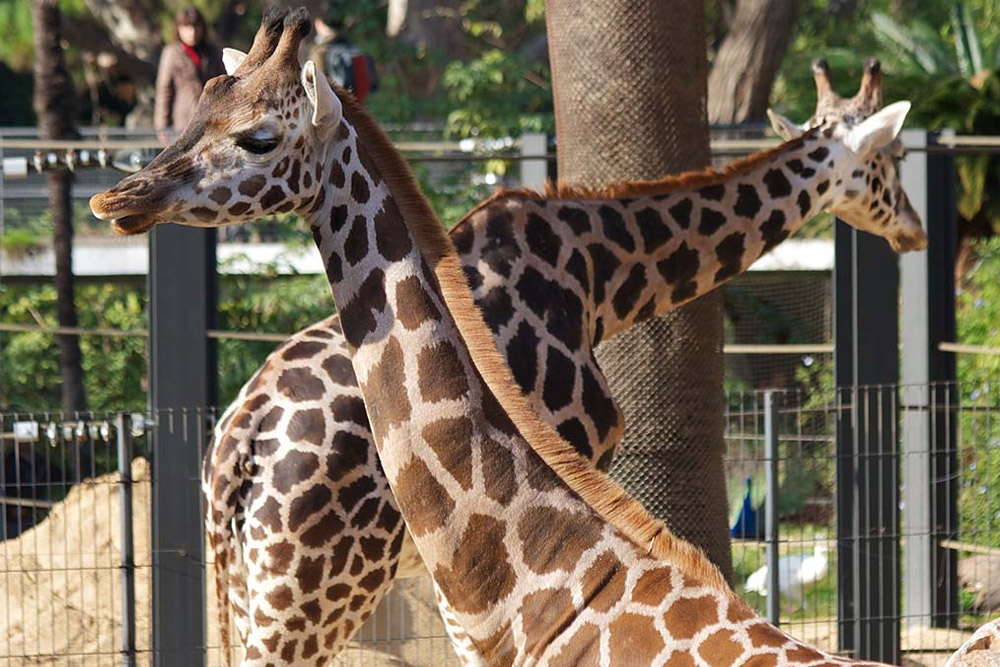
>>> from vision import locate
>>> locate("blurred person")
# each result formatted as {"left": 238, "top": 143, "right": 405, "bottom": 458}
{"left": 307, "top": 11, "right": 378, "bottom": 102}
{"left": 154, "top": 6, "right": 224, "bottom": 135}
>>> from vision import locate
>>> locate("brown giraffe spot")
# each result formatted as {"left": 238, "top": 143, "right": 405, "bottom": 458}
{"left": 338, "top": 475, "right": 376, "bottom": 512}
{"left": 743, "top": 653, "right": 780, "bottom": 667}
{"left": 359, "top": 535, "right": 385, "bottom": 561}
{"left": 481, "top": 435, "right": 517, "bottom": 505}
{"left": 785, "top": 645, "right": 826, "bottom": 662}
{"left": 417, "top": 341, "right": 469, "bottom": 402}
{"left": 349, "top": 594, "right": 367, "bottom": 611}
{"left": 328, "top": 161, "right": 346, "bottom": 188}
{"left": 342, "top": 145, "right": 352, "bottom": 163}
{"left": 253, "top": 496, "right": 283, "bottom": 533}
{"left": 361, "top": 336, "right": 410, "bottom": 442}
{"left": 434, "top": 514, "right": 515, "bottom": 614}
{"left": 258, "top": 405, "right": 283, "bottom": 432}
{"left": 245, "top": 647, "right": 262, "bottom": 661}
{"left": 282, "top": 340, "right": 327, "bottom": 361}
{"left": 665, "top": 651, "right": 697, "bottom": 667}
{"left": 396, "top": 275, "right": 440, "bottom": 330}
{"left": 609, "top": 612, "right": 664, "bottom": 665}
{"left": 331, "top": 395, "right": 369, "bottom": 428}
{"left": 698, "top": 628, "right": 744, "bottom": 666}
{"left": 350, "top": 555, "right": 364, "bottom": 576}
{"left": 482, "top": 385, "right": 517, "bottom": 435}
{"left": 339, "top": 269, "right": 387, "bottom": 349}
{"left": 520, "top": 587, "right": 576, "bottom": 656}
{"left": 277, "top": 367, "right": 326, "bottom": 402}
{"left": 263, "top": 540, "right": 295, "bottom": 574}
{"left": 478, "top": 621, "right": 517, "bottom": 667}
{"left": 301, "top": 634, "right": 319, "bottom": 660}
{"left": 344, "top": 215, "right": 369, "bottom": 265}
{"left": 267, "top": 585, "right": 294, "bottom": 611}
{"left": 325, "top": 583, "right": 350, "bottom": 602}
{"left": 287, "top": 409, "right": 327, "bottom": 446}
{"left": 322, "top": 353, "right": 357, "bottom": 386}
{"left": 746, "top": 623, "right": 788, "bottom": 649}
{"left": 288, "top": 484, "right": 333, "bottom": 533}
{"left": 296, "top": 555, "right": 325, "bottom": 594}
{"left": 209, "top": 186, "right": 231, "bottom": 205}
{"left": 376, "top": 502, "right": 401, "bottom": 532}
{"left": 327, "top": 433, "right": 369, "bottom": 482}
{"left": 524, "top": 447, "right": 560, "bottom": 492}
{"left": 255, "top": 610, "right": 277, "bottom": 630}
{"left": 632, "top": 566, "right": 673, "bottom": 606}
{"left": 422, "top": 416, "right": 474, "bottom": 490}
{"left": 549, "top": 622, "right": 601, "bottom": 667}
{"left": 280, "top": 639, "right": 297, "bottom": 662}
{"left": 190, "top": 206, "right": 217, "bottom": 222}
{"left": 393, "top": 457, "right": 454, "bottom": 536}
{"left": 350, "top": 172, "right": 371, "bottom": 203}
{"left": 238, "top": 174, "right": 267, "bottom": 197}
{"left": 374, "top": 198, "right": 412, "bottom": 260}
{"left": 580, "top": 550, "right": 626, "bottom": 612}
{"left": 302, "top": 169, "right": 312, "bottom": 190}
{"left": 518, "top": 507, "right": 602, "bottom": 574}
{"left": 227, "top": 201, "right": 250, "bottom": 217}
{"left": 288, "top": 159, "right": 301, "bottom": 193}
{"left": 271, "top": 450, "right": 320, "bottom": 494}
{"left": 359, "top": 567, "right": 386, "bottom": 592}
{"left": 261, "top": 185, "right": 286, "bottom": 210}
{"left": 301, "top": 510, "right": 346, "bottom": 548}
{"left": 664, "top": 595, "right": 719, "bottom": 640}
{"left": 272, "top": 156, "right": 290, "bottom": 178}
{"left": 727, "top": 599, "right": 755, "bottom": 623}
{"left": 287, "top": 617, "right": 306, "bottom": 632}
{"left": 300, "top": 599, "right": 322, "bottom": 623}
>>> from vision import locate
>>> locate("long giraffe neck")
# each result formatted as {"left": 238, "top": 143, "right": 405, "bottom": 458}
{"left": 305, "top": 97, "right": 871, "bottom": 665}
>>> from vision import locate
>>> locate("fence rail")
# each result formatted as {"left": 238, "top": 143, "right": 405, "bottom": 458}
{"left": 1, "top": 383, "right": 998, "bottom": 666}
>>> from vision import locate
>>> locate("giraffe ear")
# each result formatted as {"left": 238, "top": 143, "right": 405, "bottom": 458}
{"left": 846, "top": 100, "right": 911, "bottom": 156}
{"left": 301, "top": 60, "right": 342, "bottom": 137}
{"left": 767, "top": 109, "right": 805, "bottom": 141}
{"left": 222, "top": 48, "right": 247, "bottom": 76}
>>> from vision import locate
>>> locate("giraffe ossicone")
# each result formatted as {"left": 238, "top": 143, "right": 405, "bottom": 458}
{"left": 92, "top": 8, "right": 924, "bottom": 665}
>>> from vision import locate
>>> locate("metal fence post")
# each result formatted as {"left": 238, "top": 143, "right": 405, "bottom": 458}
{"left": 763, "top": 391, "right": 781, "bottom": 626}
{"left": 117, "top": 412, "right": 136, "bottom": 667}
{"left": 900, "top": 129, "right": 958, "bottom": 628}
{"left": 148, "top": 225, "right": 215, "bottom": 666}
{"left": 519, "top": 133, "right": 548, "bottom": 190}
{"left": 834, "top": 211, "right": 901, "bottom": 662}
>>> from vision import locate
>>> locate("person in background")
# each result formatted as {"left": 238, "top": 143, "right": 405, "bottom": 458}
{"left": 154, "top": 6, "right": 224, "bottom": 135}
{"left": 307, "top": 11, "right": 378, "bottom": 103}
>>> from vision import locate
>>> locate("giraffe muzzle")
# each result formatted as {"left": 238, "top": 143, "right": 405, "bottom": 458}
{"left": 89, "top": 192, "right": 160, "bottom": 236}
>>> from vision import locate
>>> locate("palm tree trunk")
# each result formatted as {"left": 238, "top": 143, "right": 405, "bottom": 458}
{"left": 546, "top": 0, "right": 732, "bottom": 580}
{"left": 33, "top": 0, "right": 86, "bottom": 413}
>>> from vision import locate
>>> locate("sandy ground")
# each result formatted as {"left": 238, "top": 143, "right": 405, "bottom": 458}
{"left": 0, "top": 462, "right": 983, "bottom": 666}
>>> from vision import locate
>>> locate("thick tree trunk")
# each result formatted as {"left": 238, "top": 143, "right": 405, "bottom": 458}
{"left": 33, "top": 0, "right": 86, "bottom": 413}
{"left": 546, "top": 0, "right": 733, "bottom": 580}
{"left": 707, "top": 0, "right": 798, "bottom": 124}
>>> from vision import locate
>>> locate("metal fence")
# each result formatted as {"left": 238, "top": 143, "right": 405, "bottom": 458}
{"left": 2, "top": 382, "right": 999, "bottom": 666}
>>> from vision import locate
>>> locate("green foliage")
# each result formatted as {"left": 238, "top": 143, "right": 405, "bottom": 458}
{"left": 0, "top": 282, "right": 147, "bottom": 412}
{"left": 442, "top": 49, "right": 553, "bottom": 139}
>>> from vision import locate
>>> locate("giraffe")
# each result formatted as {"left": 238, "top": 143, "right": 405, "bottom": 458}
{"left": 196, "top": 55, "right": 919, "bottom": 664}
{"left": 91, "top": 10, "right": 925, "bottom": 665}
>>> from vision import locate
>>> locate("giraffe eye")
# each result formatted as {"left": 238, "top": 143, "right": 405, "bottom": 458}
{"left": 235, "top": 134, "right": 280, "bottom": 155}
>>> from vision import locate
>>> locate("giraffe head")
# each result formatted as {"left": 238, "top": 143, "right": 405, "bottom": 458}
{"left": 767, "top": 58, "right": 927, "bottom": 252}
{"left": 90, "top": 8, "right": 343, "bottom": 234}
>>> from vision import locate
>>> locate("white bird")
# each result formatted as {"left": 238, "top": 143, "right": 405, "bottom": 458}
{"left": 744, "top": 543, "right": 829, "bottom": 610}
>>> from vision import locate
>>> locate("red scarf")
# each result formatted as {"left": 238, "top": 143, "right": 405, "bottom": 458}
{"left": 181, "top": 42, "right": 202, "bottom": 70}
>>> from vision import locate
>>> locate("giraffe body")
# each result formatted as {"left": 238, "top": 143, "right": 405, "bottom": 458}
{"left": 91, "top": 12, "right": 924, "bottom": 666}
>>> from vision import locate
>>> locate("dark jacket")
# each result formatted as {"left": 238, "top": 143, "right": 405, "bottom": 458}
{"left": 154, "top": 42, "right": 224, "bottom": 132}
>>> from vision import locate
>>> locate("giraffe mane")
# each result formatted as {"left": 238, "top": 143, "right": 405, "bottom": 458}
{"left": 487, "top": 130, "right": 815, "bottom": 204}
{"left": 337, "top": 88, "right": 748, "bottom": 602}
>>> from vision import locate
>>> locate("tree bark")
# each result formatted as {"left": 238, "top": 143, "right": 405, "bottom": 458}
{"left": 33, "top": 0, "right": 87, "bottom": 413}
{"left": 707, "top": 0, "right": 798, "bottom": 124}
{"left": 546, "top": 0, "right": 733, "bottom": 580}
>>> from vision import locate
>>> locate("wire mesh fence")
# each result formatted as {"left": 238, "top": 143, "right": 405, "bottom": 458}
{"left": 1, "top": 383, "right": 998, "bottom": 665}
